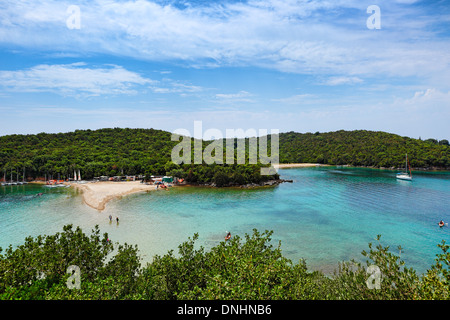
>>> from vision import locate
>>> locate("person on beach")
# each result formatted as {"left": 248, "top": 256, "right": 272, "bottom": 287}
{"left": 116, "top": 216, "right": 119, "bottom": 224}
{"left": 225, "top": 232, "right": 231, "bottom": 241}
{"left": 109, "top": 215, "right": 112, "bottom": 223}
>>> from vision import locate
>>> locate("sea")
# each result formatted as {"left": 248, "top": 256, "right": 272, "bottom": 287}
{"left": 1, "top": 167, "right": 449, "bottom": 275}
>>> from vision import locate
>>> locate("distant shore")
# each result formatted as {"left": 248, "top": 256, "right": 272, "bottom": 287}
{"left": 32, "top": 162, "right": 448, "bottom": 211}
{"left": 274, "top": 163, "right": 328, "bottom": 169}
{"left": 70, "top": 181, "right": 157, "bottom": 211}
{"left": 275, "top": 163, "right": 449, "bottom": 171}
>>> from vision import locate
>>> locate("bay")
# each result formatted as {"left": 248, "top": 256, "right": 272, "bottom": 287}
{"left": 1, "top": 167, "right": 449, "bottom": 275}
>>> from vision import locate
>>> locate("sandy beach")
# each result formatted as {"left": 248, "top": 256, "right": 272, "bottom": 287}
{"left": 69, "top": 164, "right": 323, "bottom": 210}
{"left": 70, "top": 181, "right": 157, "bottom": 211}
{"left": 273, "top": 163, "right": 327, "bottom": 169}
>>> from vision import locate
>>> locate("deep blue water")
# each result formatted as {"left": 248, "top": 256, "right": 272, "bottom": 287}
{"left": 1, "top": 167, "right": 449, "bottom": 274}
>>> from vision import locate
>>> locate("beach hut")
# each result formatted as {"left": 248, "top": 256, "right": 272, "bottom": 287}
{"left": 162, "top": 176, "right": 173, "bottom": 183}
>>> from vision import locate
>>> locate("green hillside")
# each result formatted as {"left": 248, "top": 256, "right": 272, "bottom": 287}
{"left": 0, "top": 128, "right": 449, "bottom": 183}
{"left": 0, "top": 128, "right": 277, "bottom": 185}
{"left": 0, "top": 128, "right": 175, "bottom": 180}
{"left": 279, "top": 130, "right": 450, "bottom": 169}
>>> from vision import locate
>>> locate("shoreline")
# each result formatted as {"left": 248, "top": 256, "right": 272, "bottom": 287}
{"left": 274, "top": 163, "right": 450, "bottom": 171}
{"left": 323, "top": 164, "right": 450, "bottom": 172}
{"left": 181, "top": 178, "right": 293, "bottom": 189}
{"left": 69, "top": 181, "right": 157, "bottom": 211}
{"left": 26, "top": 163, "right": 450, "bottom": 211}
{"left": 273, "top": 163, "right": 328, "bottom": 169}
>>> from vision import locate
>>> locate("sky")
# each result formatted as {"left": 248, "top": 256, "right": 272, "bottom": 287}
{"left": 0, "top": 0, "right": 449, "bottom": 139}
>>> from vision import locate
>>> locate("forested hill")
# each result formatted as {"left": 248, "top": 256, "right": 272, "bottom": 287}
{"left": 279, "top": 130, "right": 450, "bottom": 169}
{"left": 0, "top": 128, "right": 176, "bottom": 179}
{"left": 0, "top": 128, "right": 449, "bottom": 180}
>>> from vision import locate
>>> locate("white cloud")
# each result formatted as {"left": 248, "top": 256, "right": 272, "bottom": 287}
{"left": 215, "top": 91, "right": 252, "bottom": 99}
{"left": 150, "top": 78, "right": 204, "bottom": 94}
{"left": 324, "top": 76, "right": 363, "bottom": 86}
{"left": 3, "top": 87, "right": 449, "bottom": 139}
{"left": 271, "top": 94, "right": 316, "bottom": 105}
{"left": 214, "top": 90, "right": 255, "bottom": 103}
{"left": 0, "top": 63, "right": 155, "bottom": 97}
{"left": 394, "top": 0, "right": 419, "bottom": 4}
{"left": 396, "top": 88, "right": 450, "bottom": 114}
{"left": 1, "top": 0, "right": 449, "bottom": 83}
{"left": 1, "top": 0, "right": 450, "bottom": 140}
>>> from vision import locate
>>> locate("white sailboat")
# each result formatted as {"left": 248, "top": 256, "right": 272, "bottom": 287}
{"left": 396, "top": 153, "right": 412, "bottom": 181}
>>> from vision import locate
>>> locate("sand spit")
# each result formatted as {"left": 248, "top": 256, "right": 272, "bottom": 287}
{"left": 70, "top": 181, "right": 157, "bottom": 211}
{"left": 69, "top": 164, "right": 325, "bottom": 210}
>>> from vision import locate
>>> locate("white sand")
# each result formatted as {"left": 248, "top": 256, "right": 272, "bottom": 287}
{"left": 70, "top": 181, "right": 157, "bottom": 211}
{"left": 69, "top": 164, "right": 325, "bottom": 210}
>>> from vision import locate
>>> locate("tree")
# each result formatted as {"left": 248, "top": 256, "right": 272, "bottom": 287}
{"left": 213, "top": 170, "right": 230, "bottom": 187}
{"left": 1, "top": 225, "right": 450, "bottom": 300}
{"left": 330, "top": 235, "right": 420, "bottom": 299}
{"left": 0, "top": 225, "right": 113, "bottom": 299}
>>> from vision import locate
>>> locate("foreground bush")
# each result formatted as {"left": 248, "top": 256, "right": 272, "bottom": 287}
{"left": 0, "top": 225, "right": 449, "bottom": 300}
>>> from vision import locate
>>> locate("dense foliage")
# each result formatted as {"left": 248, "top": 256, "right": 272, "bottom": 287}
{"left": 166, "top": 163, "right": 278, "bottom": 187}
{"left": 0, "top": 128, "right": 277, "bottom": 185}
{"left": 279, "top": 130, "right": 450, "bottom": 169}
{"left": 0, "top": 128, "right": 449, "bottom": 183}
{"left": 0, "top": 128, "right": 174, "bottom": 180}
{"left": 1, "top": 225, "right": 449, "bottom": 300}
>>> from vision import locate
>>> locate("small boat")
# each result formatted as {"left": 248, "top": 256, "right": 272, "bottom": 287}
{"left": 45, "top": 183, "right": 66, "bottom": 188}
{"left": 396, "top": 153, "right": 412, "bottom": 181}
{"left": 396, "top": 173, "right": 412, "bottom": 181}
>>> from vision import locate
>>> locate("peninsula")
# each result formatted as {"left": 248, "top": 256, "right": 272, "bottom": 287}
{"left": 70, "top": 181, "right": 157, "bottom": 211}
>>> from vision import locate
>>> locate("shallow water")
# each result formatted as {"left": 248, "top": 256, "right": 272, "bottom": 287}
{"left": 1, "top": 167, "right": 449, "bottom": 274}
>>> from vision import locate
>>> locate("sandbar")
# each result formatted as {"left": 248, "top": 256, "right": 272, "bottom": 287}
{"left": 70, "top": 181, "right": 157, "bottom": 211}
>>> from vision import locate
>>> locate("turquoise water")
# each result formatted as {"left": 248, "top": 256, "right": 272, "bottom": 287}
{"left": 1, "top": 167, "right": 449, "bottom": 274}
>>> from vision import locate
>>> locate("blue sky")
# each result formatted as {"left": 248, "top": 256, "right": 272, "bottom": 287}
{"left": 0, "top": 0, "right": 449, "bottom": 139}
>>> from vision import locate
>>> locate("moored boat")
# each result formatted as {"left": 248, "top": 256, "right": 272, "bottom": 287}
{"left": 396, "top": 153, "right": 412, "bottom": 181}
